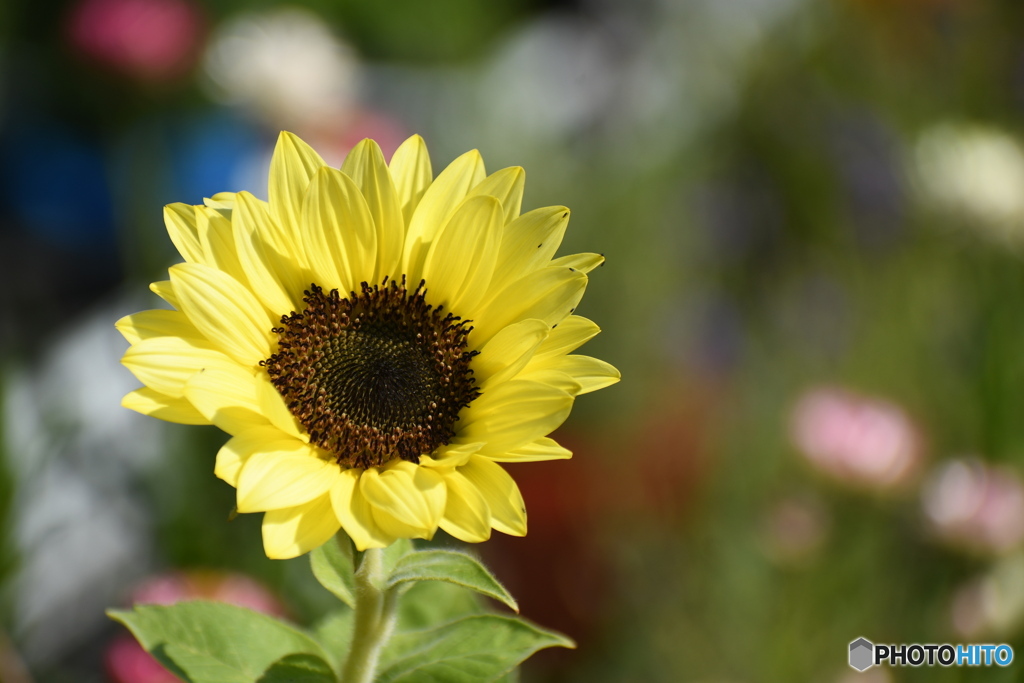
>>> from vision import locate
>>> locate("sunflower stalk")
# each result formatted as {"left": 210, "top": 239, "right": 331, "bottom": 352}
{"left": 340, "top": 547, "right": 398, "bottom": 683}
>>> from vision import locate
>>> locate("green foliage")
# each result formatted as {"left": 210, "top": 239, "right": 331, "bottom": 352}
{"left": 310, "top": 610, "right": 355, "bottom": 673}
{"left": 375, "top": 615, "right": 574, "bottom": 683}
{"left": 257, "top": 654, "right": 337, "bottom": 683}
{"left": 108, "top": 602, "right": 334, "bottom": 683}
{"left": 386, "top": 549, "right": 518, "bottom": 612}
{"left": 310, "top": 535, "right": 357, "bottom": 609}
{"left": 395, "top": 579, "right": 483, "bottom": 631}
{"left": 110, "top": 538, "right": 571, "bottom": 683}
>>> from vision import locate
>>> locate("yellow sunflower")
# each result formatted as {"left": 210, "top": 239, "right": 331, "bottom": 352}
{"left": 118, "top": 133, "right": 619, "bottom": 559}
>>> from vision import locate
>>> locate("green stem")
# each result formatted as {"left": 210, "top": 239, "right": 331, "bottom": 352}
{"left": 340, "top": 547, "right": 398, "bottom": 683}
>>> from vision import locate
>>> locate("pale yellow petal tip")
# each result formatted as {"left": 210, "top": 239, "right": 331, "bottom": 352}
{"left": 212, "top": 464, "right": 233, "bottom": 485}
{"left": 120, "top": 391, "right": 144, "bottom": 412}
{"left": 262, "top": 544, "right": 299, "bottom": 561}
{"left": 204, "top": 192, "right": 236, "bottom": 210}
{"left": 504, "top": 521, "right": 527, "bottom": 538}
{"left": 351, "top": 137, "right": 383, "bottom": 153}
{"left": 162, "top": 203, "right": 184, "bottom": 217}
{"left": 113, "top": 315, "right": 132, "bottom": 336}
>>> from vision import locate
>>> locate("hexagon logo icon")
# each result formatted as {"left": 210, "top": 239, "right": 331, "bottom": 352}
{"left": 849, "top": 637, "right": 874, "bottom": 671}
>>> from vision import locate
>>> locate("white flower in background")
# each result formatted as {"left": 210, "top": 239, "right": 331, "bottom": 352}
{"left": 922, "top": 459, "right": 1024, "bottom": 555}
{"left": 481, "top": 15, "right": 618, "bottom": 144}
{"left": 203, "top": 7, "right": 358, "bottom": 130}
{"left": 951, "top": 553, "right": 1024, "bottom": 638}
{"left": 4, "top": 299, "right": 163, "bottom": 664}
{"left": 912, "top": 123, "right": 1024, "bottom": 244}
{"left": 790, "top": 387, "right": 922, "bottom": 491}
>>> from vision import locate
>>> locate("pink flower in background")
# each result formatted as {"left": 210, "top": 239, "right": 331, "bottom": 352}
{"left": 105, "top": 571, "right": 285, "bottom": 683}
{"left": 922, "top": 459, "right": 1024, "bottom": 555}
{"left": 67, "top": 0, "right": 204, "bottom": 82}
{"left": 790, "top": 387, "right": 923, "bottom": 490}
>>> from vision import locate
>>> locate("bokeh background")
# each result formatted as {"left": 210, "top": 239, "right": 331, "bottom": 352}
{"left": 2, "top": 0, "right": 1024, "bottom": 681}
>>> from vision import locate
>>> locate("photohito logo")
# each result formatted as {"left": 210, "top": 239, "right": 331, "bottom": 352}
{"left": 848, "top": 637, "right": 1013, "bottom": 670}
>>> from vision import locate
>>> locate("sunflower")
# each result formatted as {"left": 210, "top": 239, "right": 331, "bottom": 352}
{"left": 118, "top": 133, "right": 619, "bottom": 559}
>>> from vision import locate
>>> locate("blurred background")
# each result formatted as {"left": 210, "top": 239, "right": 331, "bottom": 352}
{"left": 2, "top": 0, "right": 1024, "bottom": 681}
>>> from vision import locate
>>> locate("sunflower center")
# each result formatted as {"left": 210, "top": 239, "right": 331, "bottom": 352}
{"left": 262, "top": 278, "right": 479, "bottom": 468}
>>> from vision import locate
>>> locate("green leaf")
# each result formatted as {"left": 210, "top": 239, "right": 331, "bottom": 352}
{"left": 379, "top": 538, "right": 415, "bottom": 581}
{"left": 108, "top": 601, "right": 335, "bottom": 683}
{"left": 310, "top": 534, "right": 357, "bottom": 608}
{"left": 257, "top": 653, "right": 336, "bottom": 682}
{"left": 396, "top": 580, "right": 483, "bottom": 631}
{"left": 386, "top": 550, "right": 518, "bottom": 613}
{"left": 495, "top": 668, "right": 521, "bottom": 683}
{"left": 377, "top": 615, "right": 574, "bottom": 683}
{"left": 310, "top": 609, "right": 355, "bottom": 672}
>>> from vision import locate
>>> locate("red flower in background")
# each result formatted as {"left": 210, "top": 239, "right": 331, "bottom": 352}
{"left": 67, "top": 0, "right": 204, "bottom": 82}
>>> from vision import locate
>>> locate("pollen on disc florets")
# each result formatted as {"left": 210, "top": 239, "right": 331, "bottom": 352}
{"left": 261, "top": 277, "right": 480, "bottom": 469}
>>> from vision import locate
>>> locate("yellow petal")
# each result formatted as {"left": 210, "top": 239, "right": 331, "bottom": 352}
{"left": 533, "top": 315, "right": 600, "bottom": 361}
{"left": 196, "top": 205, "right": 247, "bottom": 286}
{"left": 522, "top": 355, "right": 620, "bottom": 395}
{"left": 169, "top": 263, "right": 274, "bottom": 367}
{"left": 488, "top": 207, "right": 570, "bottom": 295}
{"left": 233, "top": 191, "right": 305, "bottom": 314}
{"left": 438, "top": 468, "right": 491, "bottom": 543}
{"left": 550, "top": 252, "right": 604, "bottom": 273}
{"left": 330, "top": 469, "right": 395, "bottom": 550}
{"left": 389, "top": 134, "right": 433, "bottom": 227}
{"left": 486, "top": 436, "right": 572, "bottom": 463}
{"left": 149, "top": 280, "right": 180, "bottom": 309}
{"left": 409, "top": 462, "right": 447, "bottom": 525}
{"left": 262, "top": 494, "right": 340, "bottom": 559}
{"left": 470, "top": 266, "right": 588, "bottom": 346}
{"left": 341, "top": 139, "right": 405, "bottom": 280}
{"left": 303, "top": 166, "right": 378, "bottom": 294}
{"left": 457, "top": 380, "right": 576, "bottom": 454}
{"left": 421, "top": 195, "right": 501, "bottom": 314}
{"left": 237, "top": 446, "right": 339, "bottom": 512}
{"left": 420, "top": 442, "right": 483, "bottom": 469}
{"left": 402, "top": 149, "right": 486, "bottom": 284}
{"left": 216, "top": 425, "right": 298, "bottom": 486}
{"left": 115, "top": 309, "right": 202, "bottom": 345}
{"left": 163, "top": 203, "right": 203, "bottom": 264}
{"left": 460, "top": 455, "right": 526, "bottom": 537}
{"left": 121, "top": 336, "right": 232, "bottom": 398}
{"left": 268, "top": 131, "right": 327, "bottom": 250}
{"left": 510, "top": 368, "right": 580, "bottom": 396}
{"left": 204, "top": 192, "right": 236, "bottom": 213}
{"left": 359, "top": 462, "right": 443, "bottom": 537}
{"left": 256, "top": 378, "right": 305, "bottom": 440}
{"left": 468, "top": 166, "right": 525, "bottom": 224}
{"left": 122, "top": 387, "right": 209, "bottom": 425}
{"left": 473, "top": 318, "right": 548, "bottom": 388}
{"left": 184, "top": 363, "right": 268, "bottom": 435}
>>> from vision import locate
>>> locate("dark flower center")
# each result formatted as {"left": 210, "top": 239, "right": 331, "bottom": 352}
{"left": 261, "top": 278, "right": 479, "bottom": 468}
